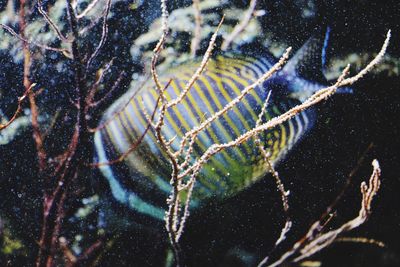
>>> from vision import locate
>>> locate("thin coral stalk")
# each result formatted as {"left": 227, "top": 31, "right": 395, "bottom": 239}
{"left": 335, "top": 237, "right": 385, "bottom": 248}
{"left": 167, "top": 15, "right": 224, "bottom": 108}
{"left": 259, "top": 160, "right": 381, "bottom": 267}
{"left": 255, "top": 91, "right": 292, "bottom": 253}
{"left": 177, "top": 47, "right": 292, "bottom": 179}
{"left": 76, "top": 0, "right": 102, "bottom": 19}
{"left": 221, "top": 0, "right": 258, "bottom": 51}
{"left": 0, "top": 23, "right": 69, "bottom": 54}
{"left": 19, "top": 0, "right": 47, "bottom": 171}
{"left": 37, "top": 0, "right": 70, "bottom": 42}
{"left": 0, "top": 83, "right": 35, "bottom": 131}
{"left": 86, "top": 0, "right": 112, "bottom": 70}
{"left": 151, "top": 0, "right": 170, "bottom": 98}
{"left": 190, "top": 0, "right": 202, "bottom": 57}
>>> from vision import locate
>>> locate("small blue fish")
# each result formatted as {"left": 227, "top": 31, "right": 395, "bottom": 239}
{"left": 94, "top": 28, "right": 347, "bottom": 222}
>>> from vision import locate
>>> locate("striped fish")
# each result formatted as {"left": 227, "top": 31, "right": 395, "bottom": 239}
{"left": 94, "top": 30, "right": 344, "bottom": 221}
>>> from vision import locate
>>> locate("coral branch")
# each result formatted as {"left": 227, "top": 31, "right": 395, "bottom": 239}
{"left": 255, "top": 91, "right": 292, "bottom": 257}
{"left": 177, "top": 47, "right": 292, "bottom": 179}
{"left": 190, "top": 0, "right": 202, "bottom": 57}
{"left": 85, "top": 58, "right": 115, "bottom": 106}
{"left": 92, "top": 95, "right": 160, "bottom": 167}
{"left": 0, "top": 83, "right": 35, "bottom": 131}
{"left": 19, "top": 0, "right": 47, "bottom": 171}
{"left": 151, "top": 0, "right": 170, "bottom": 99}
{"left": 89, "top": 71, "right": 125, "bottom": 108}
{"left": 37, "top": 0, "right": 70, "bottom": 42}
{"left": 76, "top": 0, "right": 102, "bottom": 19}
{"left": 158, "top": 30, "right": 389, "bottom": 267}
{"left": 335, "top": 237, "right": 385, "bottom": 248}
{"left": 167, "top": 15, "right": 224, "bottom": 108}
{"left": 259, "top": 160, "right": 382, "bottom": 267}
{"left": 293, "top": 160, "right": 381, "bottom": 262}
{"left": 221, "top": 0, "right": 258, "bottom": 51}
{"left": 0, "top": 23, "right": 70, "bottom": 54}
{"left": 86, "top": 0, "right": 112, "bottom": 69}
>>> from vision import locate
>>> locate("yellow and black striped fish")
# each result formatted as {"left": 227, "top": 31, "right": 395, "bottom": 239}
{"left": 94, "top": 32, "right": 346, "bottom": 221}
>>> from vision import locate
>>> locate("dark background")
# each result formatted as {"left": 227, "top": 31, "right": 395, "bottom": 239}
{"left": 0, "top": 0, "right": 399, "bottom": 266}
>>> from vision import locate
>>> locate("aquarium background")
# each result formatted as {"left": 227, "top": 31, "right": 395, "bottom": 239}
{"left": 0, "top": 0, "right": 399, "bottom": 266}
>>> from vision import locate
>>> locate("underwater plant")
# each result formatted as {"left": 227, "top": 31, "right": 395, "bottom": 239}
{"left": 0, "top": 0, "right": 397, "bottom": 266}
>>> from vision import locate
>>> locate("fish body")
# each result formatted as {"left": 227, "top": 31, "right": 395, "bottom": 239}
{"left": 94, "top": 32, "right": 335, "bottom": 221}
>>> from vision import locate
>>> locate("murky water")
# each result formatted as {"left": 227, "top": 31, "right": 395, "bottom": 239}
{"left": 0, "top": 1, "right": 399, "bottom": 266}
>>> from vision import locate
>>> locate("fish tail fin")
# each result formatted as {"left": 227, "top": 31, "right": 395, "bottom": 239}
{"left": 282, "top": 26, "right": 331, "bottom": 82}
{"left": 282, "top": 26, "right": 353, "bottom": 101}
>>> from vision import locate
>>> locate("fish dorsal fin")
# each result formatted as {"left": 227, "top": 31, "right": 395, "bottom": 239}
{"left": 283, "top": 27, "right": 330, "bottom": 82}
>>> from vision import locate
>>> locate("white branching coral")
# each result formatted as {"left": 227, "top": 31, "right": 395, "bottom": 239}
{"left": 148, "top": 0, "right": 390, "bottom": 266}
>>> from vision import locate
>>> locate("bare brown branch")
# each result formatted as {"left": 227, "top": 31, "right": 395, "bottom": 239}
{"left": 0, "top": 23, "right": 70, "bottom": 54}
{"left": 0, "top": 83, "right": 35, "bottom": 131}
{"left": 37, "top": 0, "right": 70, "bottom": 42}
{"left": 19, "top": 1, "right": 47, "bottom": 171}
{"left": 86, "top": 0, "right": 112, "bottom": 69}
